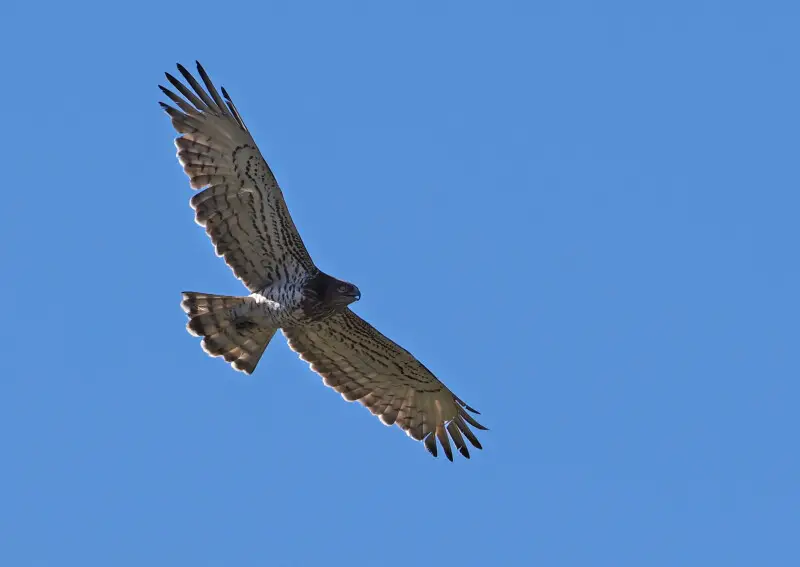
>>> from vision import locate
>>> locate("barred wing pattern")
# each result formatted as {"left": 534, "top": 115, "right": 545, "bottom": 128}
{"left": 284, "top": 310, "right": 487, "bottom": 460}
{"left": 160, "top": 62, "right": 315, "bottom": 291}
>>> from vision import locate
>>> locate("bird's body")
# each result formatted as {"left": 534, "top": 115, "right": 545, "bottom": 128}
{"left": 160, "top": 62, "right": 486, "bottom": 460}
{"left": 252, "top": 270, "right": 347, "bottom": 327}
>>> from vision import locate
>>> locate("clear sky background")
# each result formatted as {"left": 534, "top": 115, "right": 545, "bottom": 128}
{"left": 1, "top": 1, "right": 798, "bottom": 565}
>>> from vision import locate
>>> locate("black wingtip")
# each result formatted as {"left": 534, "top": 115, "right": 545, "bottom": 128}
{"left": 461, "top": 411, "right": 489, "bottom": 431}
{"left": 221, "top": 86, "right": 231, "bottom": 100}
{"left": 459, "top": 446, "right": 471, "bottom": 459}
{"left": 158, "top": 101, "right": 181, "bottom": 118}
{"left": 158, "top": 85, "right": 177, "bottom": 100}
{"left": 455, "top": 396, "right": 481, "bottom": 414}
{"left": 423, "top": 433, "right": 438, "bottom": 458}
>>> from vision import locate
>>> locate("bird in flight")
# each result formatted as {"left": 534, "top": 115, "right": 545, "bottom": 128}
{"left": 159, "top": 62, "right": 486, "bottom": 460}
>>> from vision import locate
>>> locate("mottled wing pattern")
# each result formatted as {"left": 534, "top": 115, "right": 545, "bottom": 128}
{"left": 284, "top": 309, "right": 487, "bottom": 460}
{"left": 159, "top": 62, "right": 315, "bottom": 291}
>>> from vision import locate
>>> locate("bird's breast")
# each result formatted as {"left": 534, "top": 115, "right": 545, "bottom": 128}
{"left": 255, "top": 276, "right": 339, "bottom": 326}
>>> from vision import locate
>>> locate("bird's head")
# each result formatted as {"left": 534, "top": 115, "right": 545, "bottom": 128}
{"left": 306, "top": 271, "right": 362, "bottom": 312}
{"left": 329, "top": 279, "right": 361, "bottom": 307}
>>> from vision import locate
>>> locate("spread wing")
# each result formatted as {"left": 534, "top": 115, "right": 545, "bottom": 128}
{"left": 159, "top": 62, "right": 315, "bottom": 291}
{"left": 284, "top": 310, "right": 487, "bottom": 460}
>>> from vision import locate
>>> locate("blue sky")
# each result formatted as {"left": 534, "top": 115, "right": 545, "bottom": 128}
{"left": 2, "top": 1, "right": 798, "bottom": 565}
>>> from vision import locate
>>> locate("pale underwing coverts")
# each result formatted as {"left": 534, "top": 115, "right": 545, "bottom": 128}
{"left": 159, "top": 61, "right": 487, "bottom": 460}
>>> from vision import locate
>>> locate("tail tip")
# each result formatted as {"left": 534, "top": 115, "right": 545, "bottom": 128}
{"left": 181, "top": 291, "right": 197, "bottom": 315}
{"left": 186, "top": 320, "right": 202, "bottom": 337}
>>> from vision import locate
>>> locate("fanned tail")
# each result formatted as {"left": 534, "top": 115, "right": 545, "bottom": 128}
{"left": 181, "top": 292, "right": 276, "bottom": 374}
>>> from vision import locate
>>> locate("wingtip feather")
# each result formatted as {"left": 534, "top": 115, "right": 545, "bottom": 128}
{"left": 423, "top": 433, "right": 438, "bottom": 458}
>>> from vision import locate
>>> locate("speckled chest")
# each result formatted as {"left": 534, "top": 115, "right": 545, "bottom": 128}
{"left": 252, "top": 276, "right": 309, "bottom": 327}
{"left": 251, "top": 269, "right": 342, "bottom": 328}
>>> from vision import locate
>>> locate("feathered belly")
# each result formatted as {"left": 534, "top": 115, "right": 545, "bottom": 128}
{"left": 249, "top": 283, "right": 306, "bottom": 328}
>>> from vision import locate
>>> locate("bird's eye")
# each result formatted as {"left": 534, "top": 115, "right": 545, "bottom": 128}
{"left": 337, "top": 285, "right": 348, "bottom": 293}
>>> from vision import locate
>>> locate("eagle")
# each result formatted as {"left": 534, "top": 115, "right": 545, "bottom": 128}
{"left": 159, "top": 62, "right": 486, "bottom": 460}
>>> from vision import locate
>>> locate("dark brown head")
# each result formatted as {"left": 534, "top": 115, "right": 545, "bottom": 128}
{"left": 305, "top": 271, "right": 361, "bottom": 312}
{"left": 327, "top": 278, "right": 361, "bottom": 307}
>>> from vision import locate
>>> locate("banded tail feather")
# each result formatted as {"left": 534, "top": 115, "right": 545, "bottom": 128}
{"left": 181, "top": 292, "right": 276, "bottom": 374}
